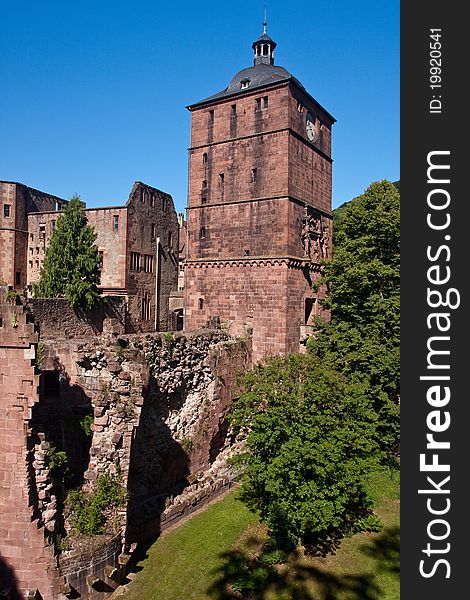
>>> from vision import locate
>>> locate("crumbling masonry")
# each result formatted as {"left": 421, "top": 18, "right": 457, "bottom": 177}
{"left": 0, "top": 291, "right": 251, "bottom": 599}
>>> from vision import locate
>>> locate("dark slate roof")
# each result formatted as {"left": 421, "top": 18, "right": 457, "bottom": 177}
{"left": 188, "top": 63, "right": 303, "bottom": 108}
{"left": 252, "top": 32, "right": 277, "bottom": 49}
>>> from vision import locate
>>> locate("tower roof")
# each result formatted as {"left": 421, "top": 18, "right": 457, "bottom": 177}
{"left": 187, "top": 25, "right": 335, "bottom": 123}
{"left": 187, "top": 24, "right": 301, "bottom": 109}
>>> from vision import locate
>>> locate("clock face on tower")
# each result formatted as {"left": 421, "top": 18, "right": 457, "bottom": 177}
{"left": 306, "top": 112, "right": 316, "bottom": 142}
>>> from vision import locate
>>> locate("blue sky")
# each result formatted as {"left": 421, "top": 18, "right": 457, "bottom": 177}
{"left": 0, "top": 1, "right": 399, "bottom": 212}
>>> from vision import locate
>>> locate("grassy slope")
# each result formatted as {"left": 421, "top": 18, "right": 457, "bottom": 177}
{"left": 116, "top": 493, "right": 258, "bottom": 600}
{"left": 116, "top": 470, "right": 399, "bottom": 600}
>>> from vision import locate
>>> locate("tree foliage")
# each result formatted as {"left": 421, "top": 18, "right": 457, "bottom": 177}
{"left": 230, "top": 354, "right": 380, "bottom": 549}
{"left": 34, "top": 195, "right": 101, "bottom": 309}
{"left": 229, "top": 179, "right": 400, "bottom": 550}
{"left": 308, "top": 180, "right": 400, "bottom": 456}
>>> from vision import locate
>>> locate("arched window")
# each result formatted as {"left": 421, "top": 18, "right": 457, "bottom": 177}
{"left": 203, "top": 152, "right": 208, "bottom": 164}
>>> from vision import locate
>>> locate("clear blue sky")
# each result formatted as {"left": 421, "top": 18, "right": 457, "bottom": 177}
{"left": 0, "top": 1, "right": 399, "bottom": 212}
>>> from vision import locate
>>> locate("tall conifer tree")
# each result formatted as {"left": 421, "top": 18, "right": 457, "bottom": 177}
{"left": 35, "top": 196, "right": 101, "bottom": 309}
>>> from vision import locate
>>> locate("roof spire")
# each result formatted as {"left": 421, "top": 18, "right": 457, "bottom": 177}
{"left": 252, "top": 3, "right": 276, "bottom": 66}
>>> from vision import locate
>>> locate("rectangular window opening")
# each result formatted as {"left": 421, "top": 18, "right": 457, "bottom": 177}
{"left": 143, "top": 254, "right": 153, "bottom": 273}
{"left": 305, "top": 298, "right": 317, "bottom": 326}
{"left": 141, "top": 292, "right": 151, "bottom": 320}
{"left": 3, "top": 204, "right": 11, "bottom": 218}
{"left": 113, "top": 215, "right": 119, "bottom": 232}
{"left": 256, "top": 98, "right": 262, "bottom": 111}
{"left": 251, "top": 168, "right": 258, "bottom": 183}
{"left": 263, "top": 96, "right": 269, "bottom": 108}
{"left": 131, "top": 252, "right": 140, "bottom": 271}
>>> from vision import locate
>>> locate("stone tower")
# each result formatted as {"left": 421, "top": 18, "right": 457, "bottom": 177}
{"left": 184, "top": 26, "right": 335, "bottom": 361}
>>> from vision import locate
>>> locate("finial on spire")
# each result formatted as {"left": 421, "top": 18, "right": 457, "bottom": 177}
{"left": 263, "top": 2, "right": 267, "bottom": 34}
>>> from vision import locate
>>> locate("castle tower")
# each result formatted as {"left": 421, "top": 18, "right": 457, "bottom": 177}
{"left": 184, "top": 26, "right": 335, "bottom": 361}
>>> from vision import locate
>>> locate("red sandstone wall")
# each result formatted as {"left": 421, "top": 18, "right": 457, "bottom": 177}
{"left": 189, "top": 85, "right": 290, "bottom": 148}
{"left": 13, "top": 186, "right": 29, "bottom": 290}
{"left": 125, "top": 183, "right": 179, "bottom": 332}
{"left": 185, "top": 261, "right": 296, "bottom": 359}
{"left": 288, "top": 136, "right": 332, "bottom": 214}
{"left": 27, "top": 211, "right": 57, "bottom": 286}
{"left": 185, "top": 75, "right": 334, "bottom": 358}
{"left": 0, "top": 295, "right": 60, "bottom": 598}
{"left": 287, "top": 85, "right": 333, "bottom": 157}
{"left": 188, "top": 197, "right": 291, "bottom": 259}
{"left": 0, "top": 183, "right": 20, "bottom": 287}
{"left": 188, "top": 132, "right": 289, "bottom": 208}
{"left": 86, "top": 207, "right": 128, "bottom": 291}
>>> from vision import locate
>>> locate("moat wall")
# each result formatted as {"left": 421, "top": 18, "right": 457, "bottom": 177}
{"left": 0, "top": 293, "right": 251, "bottom": 600}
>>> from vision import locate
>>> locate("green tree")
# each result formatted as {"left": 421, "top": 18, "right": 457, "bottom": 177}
{"left": 309, "top": 180, "right": 400, "bottom": 457}
{"left": 230, "top": 354, "right": 380, "bottom": 550}
{"left": 35, "top": 196, "right": 101, "bottom": 309}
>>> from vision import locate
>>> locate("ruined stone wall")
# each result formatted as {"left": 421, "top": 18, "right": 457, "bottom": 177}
{"left": 0, "top": 292, "right": 61, "bottom": 599}
{"left": 0, "top": 182, "right": 25, "bottom": 288}
{"left": 1, "top": 290, "right": 251, "bottom": 599}
{"left": 86, "top": 207, "right": 128, "bottom": 291}
{"left": 126, "top": 331, "right": 250, "bottom": 541}
{"left": 39, "top": 329, "right": 250, "bottom": 549}
{"left": 28, "top": 297, "right": 126, "bottom": 340}
{"left": 27, "top": 211, "right": 58, "bottom": 286}
{"left": 125, "top": 182, "right": 179, "bottom": 333}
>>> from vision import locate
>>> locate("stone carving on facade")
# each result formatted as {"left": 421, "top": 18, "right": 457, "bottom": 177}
{"left": 320, "top": 218, "right": 331, "bottom": 259}
{"left": 301, "top": 207, "right": 322, "bottom": 261}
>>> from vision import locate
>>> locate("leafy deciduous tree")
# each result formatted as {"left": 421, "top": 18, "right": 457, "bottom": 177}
{"left": 309, "top": 180, "right": 400, "bottom": 457}
{"left": 230, "top": 354, "right": 380, "bottom": 549}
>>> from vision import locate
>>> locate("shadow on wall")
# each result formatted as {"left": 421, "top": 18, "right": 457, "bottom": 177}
{"left": 28, "top": 362, "right": 94, "bottom": 539}
{"left": 35, "top": 367, "right": 93, "bottom": 486}
{"left": 125, "top": 374, "right": 190, "bottom": 544}
{"left": 0, "top": 556, "right": 22, "bottom": 600}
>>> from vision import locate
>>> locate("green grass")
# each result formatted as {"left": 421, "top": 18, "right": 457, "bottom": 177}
{"left": 116, "top": 493, "right": 258, "bottom": 600}
{"left": 115, "top": 469, "right": 399, "bottom": 600}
